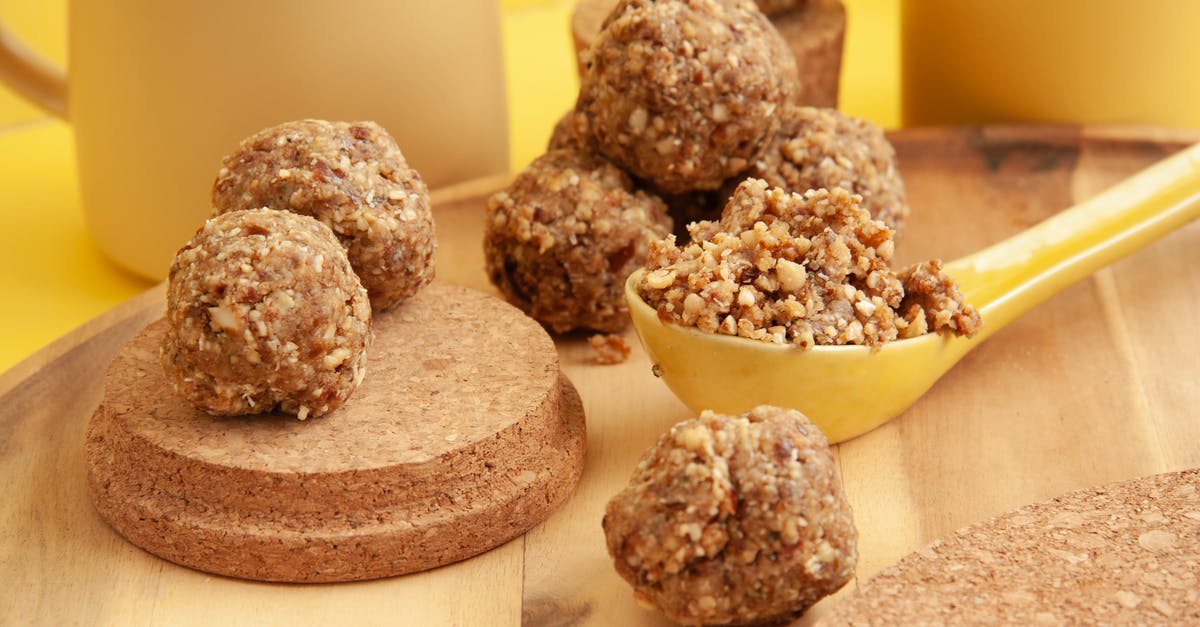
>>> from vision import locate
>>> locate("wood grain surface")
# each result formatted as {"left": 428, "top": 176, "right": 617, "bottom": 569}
{"left": 3, "top": 126, "right": 1199, "bottom": 626}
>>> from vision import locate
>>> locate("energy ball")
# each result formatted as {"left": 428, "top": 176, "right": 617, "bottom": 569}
{"left": 577, "top": 0, "right": 799, "bottom": 194}
{"left": 603, "top": 406, "right": 857, "bottom": 625}
{"left": 212, "top": 119, "right": 435, "bottom": 312}
{"left": 547, "top": 109, "right": 721, "bottom": 241}
{"left": 161, "top": 208, "right": 372, "bottom": 420}
{"left": 484, "top": 148, "right": 672, "bottom": 333}
{"left": 732, "top": 105, "right": 910, "bottom": 234}
{"left": 546, "top": 108, "right": 597, "bottom": 155}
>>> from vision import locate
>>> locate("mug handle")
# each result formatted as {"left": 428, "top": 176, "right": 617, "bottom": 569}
{"left": 0, "top": 21, "right": 67, "bottom": 117}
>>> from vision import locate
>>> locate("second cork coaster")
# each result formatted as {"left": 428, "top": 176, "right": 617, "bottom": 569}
{"left": 85, "top": 281, "right": 586, "bottom": 583}
{"left": 821, "top": 469, "right": 1200, "bottom": 624}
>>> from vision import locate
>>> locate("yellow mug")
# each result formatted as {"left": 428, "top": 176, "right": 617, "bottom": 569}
{"left": 901, "top": 0, "right": 1200, "bottom": 129}
{"left": 0, "top": 1, "right": 509, "bottom": 280}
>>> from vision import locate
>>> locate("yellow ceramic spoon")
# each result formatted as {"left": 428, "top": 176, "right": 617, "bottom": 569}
{"left": 626, "top": 143, "right": 1200, "bottom": 443}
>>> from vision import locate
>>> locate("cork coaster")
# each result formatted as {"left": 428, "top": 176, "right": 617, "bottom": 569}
{"left": 85, "top": 281, "right": 587, "bottom": 583}
{"left": 821, "top": 469, "right": 1200, "bottom": 625}
{"left": 570, "top": 0, "right": 845, "bottom": 107}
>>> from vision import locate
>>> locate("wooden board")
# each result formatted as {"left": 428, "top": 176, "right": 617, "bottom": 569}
{"left": 85, "top": 282, "right": 586, "bottom": 583}
{"left": 2, "top": 126, "right": 1199, "bottom": 625}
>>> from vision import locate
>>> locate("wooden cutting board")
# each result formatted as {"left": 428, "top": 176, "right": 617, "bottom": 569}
{"left": 3, "top": 126, "right": 1199, "bottom": 625}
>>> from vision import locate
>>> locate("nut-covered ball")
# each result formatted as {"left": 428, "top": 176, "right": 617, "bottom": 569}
{"left": 547, "top": 110, "right": 721, "bottom": 241}
{"left": 212, "top": 119, "right": 435, "bottom": 312}
{"left": 577, "top": 0, "right": 799, "bottom": 194}
{"left": 604, "top": 406, "right": 857, "bottom": 625}
{"left": 161, "top": 208, "right": 372, "bottom": 420}
{"left": 484, "top": 148, "right": 672, "bottom": 333}
{"left": 546, "top": 108, "right": 597, "bottom": 155}
{"left": 733, "top": 105, "right": 910, "bottom": 233}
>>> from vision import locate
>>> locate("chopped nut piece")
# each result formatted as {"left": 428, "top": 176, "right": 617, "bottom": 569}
{"left": 207, "top": 305, "right": 242, "bottom": 334}
{"left": 643, "top": 268, "right": 678, "bottom": 290}
{"left": 776, "top": 257, "right": 807, "bottom": 293}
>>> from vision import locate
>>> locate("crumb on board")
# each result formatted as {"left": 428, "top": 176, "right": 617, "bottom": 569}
{"left": 588, "top": 333, "right": 632, "bottom": 365}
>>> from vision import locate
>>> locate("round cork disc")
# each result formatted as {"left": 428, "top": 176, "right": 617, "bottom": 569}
{"left": 85, "top": 281, "right": 586, "bottom": 583}
{"left": 822, "top": 469, "right": 1200, "bottom": 624}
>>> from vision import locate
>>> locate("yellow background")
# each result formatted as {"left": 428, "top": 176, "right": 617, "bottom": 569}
{"left": 0, "top": 0, "right": 899, "bottom": 373}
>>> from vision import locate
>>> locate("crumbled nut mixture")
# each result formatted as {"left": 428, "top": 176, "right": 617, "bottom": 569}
{"left": 588, "top": 333, "right": 632, "bottom": 365}
{"left": 897, "top": 259, "right": 982, "bottom": 339}
{"left": 577, "top": 0, "right": 799, "bottom": 193}
{"left": 603, "top": 405, "right": 857, "bottom": 625}
{"left": 212, "top": 119, "right": 435, "bottom": 312}
{"left": 754, "top": 0, "right": 809, "bottom": 16}
{"left": 728, "top": 105, "right": 910, "bottom": 234}
{"left": 485, "top": 149, "right": 672, "bottom": 333}
{"left": 638, "top": 179, "right": 980, "bottom": 348}
{"left": 161, "top": 209, "right": 372, "bottom": 419}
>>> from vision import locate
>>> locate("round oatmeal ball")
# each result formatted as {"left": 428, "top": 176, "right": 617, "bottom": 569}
{"left": 733, "top": 105, "right": 910, "bottom": 233}
{"left": 212, "top": 119, "right": 435, "bottom": 312}
{"left": 577, "top": 0, "right": 799, "bottom": 194}
{"left": 484, "top": 148, "right": 672, "bottom": 333}
{"left": 161, "top": 208, "right": 372, "bottom": 420}
{"left": 603, "top": 406, "right": 857, "bottom": 625}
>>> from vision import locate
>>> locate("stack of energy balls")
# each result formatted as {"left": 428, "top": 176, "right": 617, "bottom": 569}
{"left": 484, "top": 0, "right": 907, "bottom": 336}
{"left": 486, "top": 0, "right": 930, "bottom": 624}
{"left": 161, "top": 120, "right": 436, "bottom": 420}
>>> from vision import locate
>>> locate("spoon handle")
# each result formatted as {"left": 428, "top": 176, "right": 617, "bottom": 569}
{"left": 945, "top": 142, "right": 1200, "bottom": 340}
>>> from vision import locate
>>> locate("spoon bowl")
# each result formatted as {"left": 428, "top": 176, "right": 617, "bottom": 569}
{"left": 627, "top": 142, "right": 1200, "bottom": 443}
